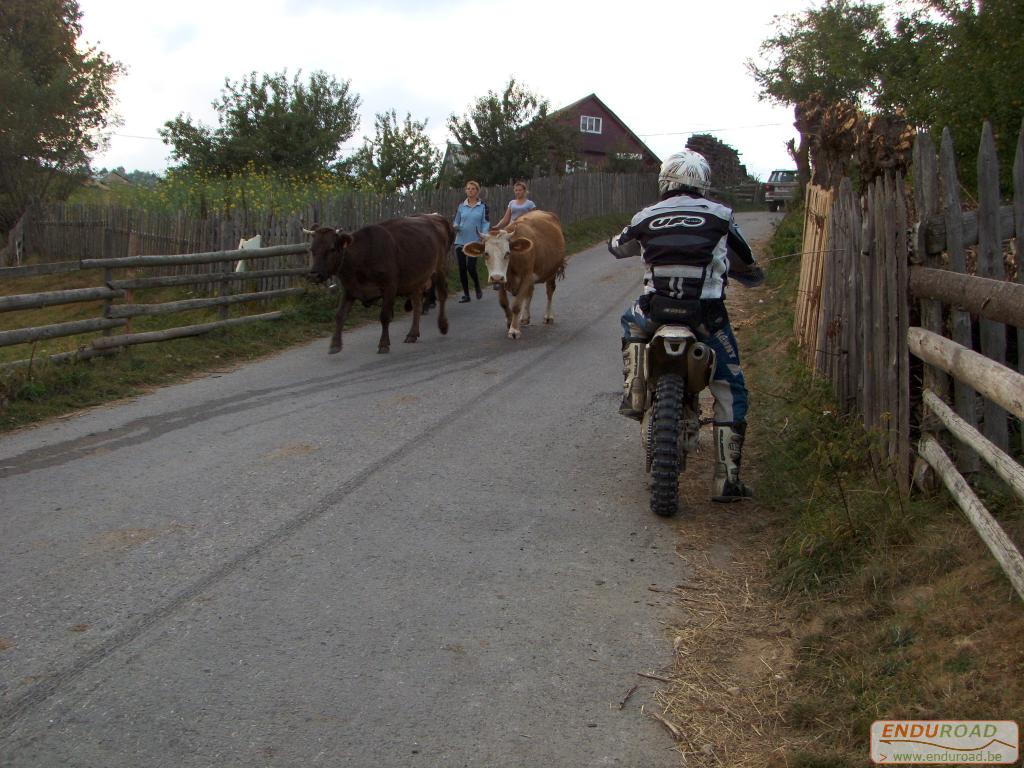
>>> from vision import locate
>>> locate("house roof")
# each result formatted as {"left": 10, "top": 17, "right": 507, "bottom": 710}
{"left": 552, "top": 93, "right": 660, "bottom": 163}
{"left": 102, "top": 170, "right": 134, "bottom": 186}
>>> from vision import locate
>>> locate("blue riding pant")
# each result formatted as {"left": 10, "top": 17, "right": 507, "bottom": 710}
{"left": 621, "top": 297, "right": 748, "bottom": 425}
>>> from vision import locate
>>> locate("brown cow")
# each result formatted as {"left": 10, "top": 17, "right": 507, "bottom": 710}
{"left": 463, "top": 210, "right": 566, "bottom": 339}
{"left": 306, "top": 213, "right": 452, "bottom": 354}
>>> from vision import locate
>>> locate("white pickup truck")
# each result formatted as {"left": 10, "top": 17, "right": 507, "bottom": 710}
{"left": 764, "top": 169, "right": 799, "bottom": 212}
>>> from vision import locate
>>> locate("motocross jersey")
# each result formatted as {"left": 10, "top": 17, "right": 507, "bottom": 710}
{"left": 609, "top": 192, "right": 757, "bottom": 301}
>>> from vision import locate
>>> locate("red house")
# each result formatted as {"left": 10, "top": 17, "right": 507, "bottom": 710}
{"left": 552, "top": 93, "right": 660, "bottom": 172}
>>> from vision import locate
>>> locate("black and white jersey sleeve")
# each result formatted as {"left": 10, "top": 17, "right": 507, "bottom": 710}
{"left": 725, "top": 216, "right": 764, "bottom": 287}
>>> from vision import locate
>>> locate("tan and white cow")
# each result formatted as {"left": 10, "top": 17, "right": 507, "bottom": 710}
{"left": 463, "top": 210, "right": 566, "bottom": 339}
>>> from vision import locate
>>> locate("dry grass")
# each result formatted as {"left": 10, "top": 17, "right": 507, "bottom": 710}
{"left": 650, "top": 414, "right": 820, "bottom": 766}
{"left": 660, "top": 514, "right": 801, "bottom": 766}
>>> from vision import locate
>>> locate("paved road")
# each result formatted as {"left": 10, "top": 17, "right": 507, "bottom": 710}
{"left": 0, "top": 213, "right": 780, "bottom": 767}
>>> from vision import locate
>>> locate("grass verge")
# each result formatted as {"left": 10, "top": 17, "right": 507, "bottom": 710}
{"left": 741, "top": 205, "right": 1024, "bottom": 765}
{"left": 0, "top": 212, "right": 630, "bottom": 432}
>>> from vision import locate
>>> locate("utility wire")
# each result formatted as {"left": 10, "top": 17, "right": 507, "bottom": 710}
{"left": 110, "top": 132, "right": 363, "bottom": 153}
{"left": 638, "top": 122, "right": 789, "bottom": 137}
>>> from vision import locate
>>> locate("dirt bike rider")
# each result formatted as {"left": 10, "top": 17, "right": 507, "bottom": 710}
{"left": 608, "top": 149, "right": 764, "bottom": 502}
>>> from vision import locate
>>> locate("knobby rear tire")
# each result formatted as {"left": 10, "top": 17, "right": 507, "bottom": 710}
{"left": 650, "top": 373, "right": 684, "bottom": 517}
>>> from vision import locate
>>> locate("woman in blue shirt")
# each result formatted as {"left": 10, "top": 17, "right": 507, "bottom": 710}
{"left": 452, "top": 180, "right": 490, "bottom": 302}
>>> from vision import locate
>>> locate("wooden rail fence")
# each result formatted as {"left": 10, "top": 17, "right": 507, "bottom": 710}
{"left": 0, "top": 171, "right": 657, "bottom": 370}
{"left": 794, "top": 118, "right": 1024, "bottom": 602}
{"left": 0, "top": 240, "right": 309, "bottom": 369}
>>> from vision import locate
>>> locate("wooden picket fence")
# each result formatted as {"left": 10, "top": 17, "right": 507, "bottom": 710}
{"left": 1, "top": 172, "right": 657, "bottom": 267}
{"left": 793, "top": 184, "right": 834, "bottom": 362}
{"left": 795, "top": 119, "right": 1024, "bottom": 601}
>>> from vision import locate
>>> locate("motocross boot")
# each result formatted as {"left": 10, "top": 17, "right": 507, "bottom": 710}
{"left": 619, "top": 339, "right": 645, "bottom": 421}
{"left": 712, "top": 421, "right": 754, "bottom": 502}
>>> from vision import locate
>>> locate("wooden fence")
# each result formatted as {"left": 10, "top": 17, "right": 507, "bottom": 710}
{"left": 793, "top": 184, "right": 835, "bottom": 362}
{"left": 794, "top": 119, "right": 1024, "bottom": 601}
{"left": 0, "top": 171, "right": 659, "bottom": 368}
{"left": 0, "top": 237, "right": 309, "bottom": 369}
{"left": 1, "top": 172, "right": 657, "bottom": 267}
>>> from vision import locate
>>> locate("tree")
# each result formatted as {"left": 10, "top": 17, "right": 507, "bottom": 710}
{"left": 878, "top": 0, "right": 1024, "bottom": 189}
{"left": 746, "top": 0, "right": 889, "bottom": 188}
{"left": 160, "top": 70, "right": 361, "bottom": 175}
{"left": 347, "top": 110, "right": 440, "bottom": 193}
{"left": 447, "top": 79, "right": 577, "bottom": 185}
{"left": 0, "top": 0, "right": 123, "bottom": 231}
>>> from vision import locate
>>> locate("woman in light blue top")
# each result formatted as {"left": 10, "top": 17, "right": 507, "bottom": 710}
{"left": 452, "top": 180, "right": 490, "bottom": 302}
{"left": 493, "top": 180, "right": 537, "bottom": 230}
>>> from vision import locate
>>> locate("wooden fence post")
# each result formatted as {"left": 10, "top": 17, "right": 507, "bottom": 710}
{"left": 125, "top": 228, "right": 139, "bottom": 336}
{"left": 860, "top": 189, "right": 877, "bottom": 431}
{"left": 895, "top": 173, "right": 911, "bottom": 497}
{"left": 1014, "top": 119, "right": 1024, "bottom": 455}
{"left": 873, "top": 178, "right": 887, "bottom": 434}
{"left": 913, "top": 133, "right": 950, "bottom": 403}
{"left": 940, "top": 128, "right": 982, "bottom": 473}
{"left": 883, "top": 174, "right": 899, "bottom": 463}
{"left": 101, "top": 227, "right": 116, "bottom": 339}
{"left": 847, "top": 180, "right": 864, "bottom": 415}
{"left": 219, "top": 219, "right": 234, "bottom": 321}
{"left": 977, "top": 122, "right": 1009, "bottom": 451}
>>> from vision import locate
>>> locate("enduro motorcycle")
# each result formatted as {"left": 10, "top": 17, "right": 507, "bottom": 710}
{"left": 634, "top": 316, "right": 716, "bottom": 517}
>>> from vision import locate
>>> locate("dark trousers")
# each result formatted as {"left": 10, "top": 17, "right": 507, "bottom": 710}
{"left": 456, "top": 246, "right": 481, "bottom": 296}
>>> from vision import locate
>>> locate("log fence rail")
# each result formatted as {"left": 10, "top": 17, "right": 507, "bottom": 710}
{"left": 0, "top": 240, "right": 309, "bottom": 369}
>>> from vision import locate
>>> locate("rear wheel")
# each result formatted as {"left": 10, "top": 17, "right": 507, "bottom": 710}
{"left": 650, "top": 374, "right": 684, "bottom": 517}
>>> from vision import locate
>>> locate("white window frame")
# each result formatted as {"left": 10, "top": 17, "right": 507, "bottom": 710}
{"left": 579, "top": 115, "right": 603, "bottom": 134}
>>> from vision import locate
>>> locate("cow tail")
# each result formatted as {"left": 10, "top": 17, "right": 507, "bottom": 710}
{"left": 556, "top": 257, "right": 567, "bottom": 281}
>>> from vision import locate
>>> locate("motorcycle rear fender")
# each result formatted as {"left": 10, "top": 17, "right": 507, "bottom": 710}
{"left": 644, "top": 325, "right": 696, "bottom": 380}
{"left": 644, "top": 326, "right": 715, "bottom": 390}
{"left": 649, "top": 325, "right": 697, "bottom": 355}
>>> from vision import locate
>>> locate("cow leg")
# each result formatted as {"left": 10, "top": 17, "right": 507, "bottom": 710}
{"left": 544, "top": 277, "right": 557, "bottom": 324}
{"left": 520, "top": 281, "right": 535, "bottom": 325}
{"left": 498, "top": 286, "right": 514, "bottom": 330}
{"left": 404, "top": 290, "right": 422, "bottom": 344}
{"left": 423, "top": 280, "right": 437, "bottom": 315}
{"left": 433, "top": 270, "right": 449, "bottom": 335}
{"left": 508, "top": 282, "right": 534, "bottom": 340}
{"left": 378, "top": 286, "right": 396, "bottom": 353}
{"left": 330, "top": 294, "right": 356, "bottom": 354}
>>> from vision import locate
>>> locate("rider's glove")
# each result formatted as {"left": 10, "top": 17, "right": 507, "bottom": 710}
{"left": 608, "top": 236, "right": 641, "bottom": 260}
{"left": 730, "top": 265, "right": 765, "bottom": 287}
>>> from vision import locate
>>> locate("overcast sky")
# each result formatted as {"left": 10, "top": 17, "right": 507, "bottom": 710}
{"left": 78, "top": 0, "right": 813, "bottom": 181}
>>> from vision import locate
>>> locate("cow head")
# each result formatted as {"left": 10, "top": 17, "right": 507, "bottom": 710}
{"left": 463, "top": 230, "right": 533, "bottom": 285}
{"left": 306, "top": 226, "right": 353, "bottom": 283}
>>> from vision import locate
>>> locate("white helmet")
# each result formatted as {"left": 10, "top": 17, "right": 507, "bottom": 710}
{"left": 658, "top": 149, "right": 711, "bottom": 195}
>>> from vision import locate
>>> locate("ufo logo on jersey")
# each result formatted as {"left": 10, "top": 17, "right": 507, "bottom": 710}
{"left": 649, "top": 215, "right": 705, "bottom": 230}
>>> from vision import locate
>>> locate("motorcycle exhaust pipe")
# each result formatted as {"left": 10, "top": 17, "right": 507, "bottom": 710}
{"left": 686, "top": 342, "right": 714, "bottom": 390}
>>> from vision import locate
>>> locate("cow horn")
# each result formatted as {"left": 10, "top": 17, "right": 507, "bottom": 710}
{"left": 302, "top": 227, "right": 316, "bottom": 236}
